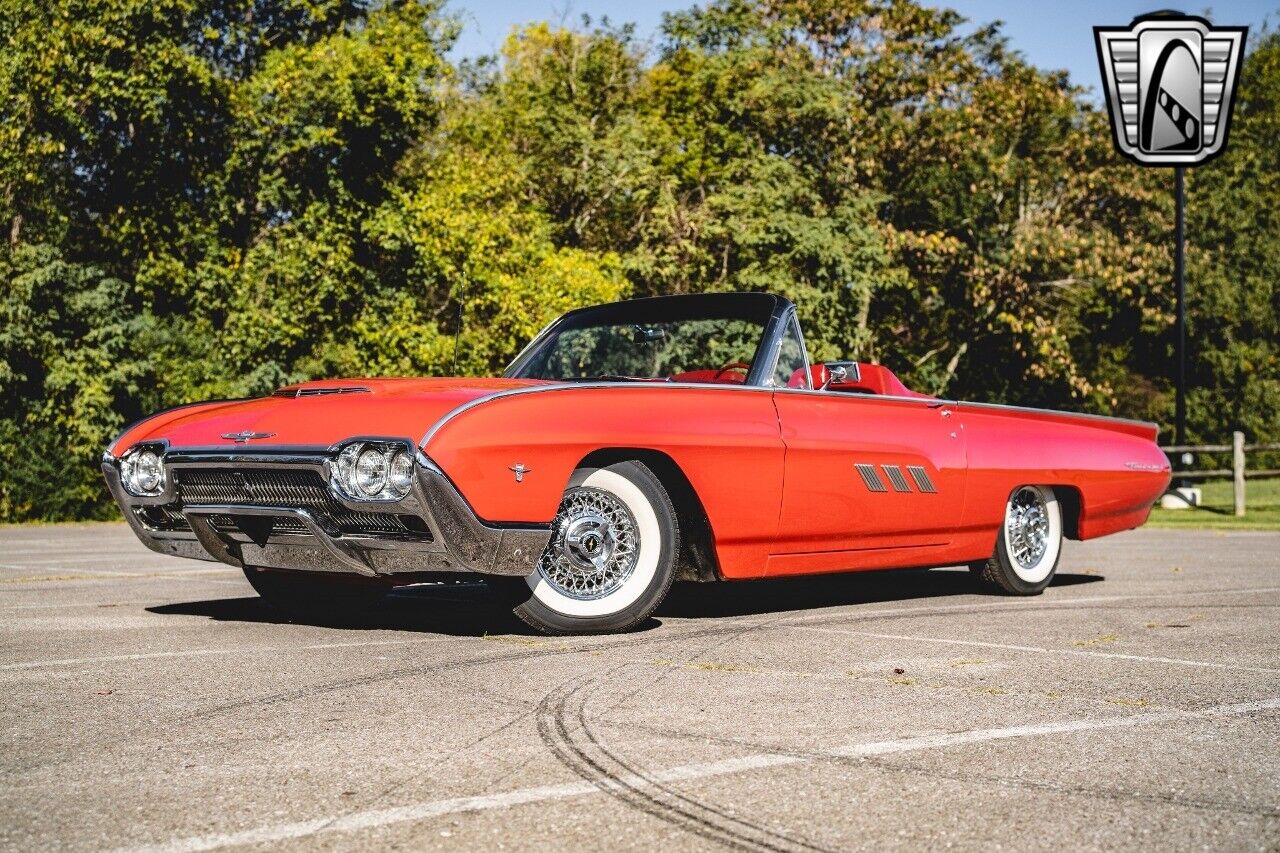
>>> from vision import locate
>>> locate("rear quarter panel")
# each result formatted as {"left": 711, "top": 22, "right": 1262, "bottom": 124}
{"left": 960, "top": 404, "right": 1171, "bottom": 548}
{"left": 422, "top": 386, "right": 786, "bottom": 578}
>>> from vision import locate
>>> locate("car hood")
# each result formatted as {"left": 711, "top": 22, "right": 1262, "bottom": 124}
{"left": 110, "top": 377, "right": 548, "bottom": 454}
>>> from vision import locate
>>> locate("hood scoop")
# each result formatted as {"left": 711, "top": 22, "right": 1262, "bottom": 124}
{"left": 273, "top": 386, "right": 371, "bottom": 399}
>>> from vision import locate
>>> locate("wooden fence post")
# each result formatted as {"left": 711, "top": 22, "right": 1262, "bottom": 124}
{"left": 1233, "top": 431, "right": 1246, "bottom": 517}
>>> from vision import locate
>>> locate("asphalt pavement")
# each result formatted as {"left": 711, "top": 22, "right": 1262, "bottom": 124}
{"left": 1, "top": 524, "right": 1277, "bottom": 851}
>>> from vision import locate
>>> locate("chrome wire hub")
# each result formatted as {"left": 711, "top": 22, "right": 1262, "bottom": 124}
{"left": 1007, "top": 487, "right": 1049, "bottom": 569}
{"left": 539, "top": 488, "right": 638, "bottom": 600}
{"left": 563, "top": 512, "right": 615, "bottom": 571}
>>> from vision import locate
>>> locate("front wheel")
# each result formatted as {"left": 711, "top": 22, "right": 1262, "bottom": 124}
{"left": 514, "top": 460, "right": 679, "bottom": 635}
{"left": 970, "top": 485, "right": 1063, "bottom": 595}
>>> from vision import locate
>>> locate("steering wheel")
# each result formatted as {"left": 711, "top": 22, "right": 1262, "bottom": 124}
{"left": 713, "top": 361, "right": 752, "bottom": 380}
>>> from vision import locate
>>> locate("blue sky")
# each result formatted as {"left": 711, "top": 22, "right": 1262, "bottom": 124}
{"left": 446, "top": 1, "right": 1276, "bottom": 97}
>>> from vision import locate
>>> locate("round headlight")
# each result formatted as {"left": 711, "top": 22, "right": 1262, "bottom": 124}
{"left": 336, "top": 444, "right": 361, "bottom": 497}
{"left": 121, "top": 447, "right": 165, "bottom": 496}
{"left": 333, "top": 442, "right": 412, "bottom": 501}
{"left": 387, "top": 451, "right": 414, "bottom": 498}
{"left": 355, "top": 447, "right": 388, "bottom": 498}
{"left": 134, "top": 451, "right": 163, "bottom": 492}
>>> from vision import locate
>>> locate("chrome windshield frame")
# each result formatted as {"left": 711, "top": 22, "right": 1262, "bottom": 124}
{"left": 502, "top": 292, "right": 796, "bottom": 388}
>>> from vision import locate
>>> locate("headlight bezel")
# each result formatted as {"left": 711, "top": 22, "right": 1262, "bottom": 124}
{"left": 330, "top": 439, "right": 417, "bottom": 503}
{"left": 119, "top": 443, "right": 169, "bottom": 497}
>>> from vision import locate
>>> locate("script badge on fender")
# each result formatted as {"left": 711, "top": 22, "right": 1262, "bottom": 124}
{"left": 1094, "top": 14, "right": 1246, "bottom": 166}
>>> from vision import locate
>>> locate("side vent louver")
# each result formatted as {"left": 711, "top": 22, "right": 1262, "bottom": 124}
{"left": 881, "top": 465, "right": 912, "bottom": 493}
{"left": 907, "top": 465, "right": 937, "bottom": 493}
{"left": 855, "top": 463, "right": 888, "bottom": 493}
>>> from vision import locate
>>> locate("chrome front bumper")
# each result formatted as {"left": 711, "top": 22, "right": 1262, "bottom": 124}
{"left": 101, "top": 448, "right": 551, "bottom": 579}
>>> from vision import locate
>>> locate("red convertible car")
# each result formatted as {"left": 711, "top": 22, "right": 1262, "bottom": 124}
{"left": 104, "top": 293, "right": 1170, "bottom": 633}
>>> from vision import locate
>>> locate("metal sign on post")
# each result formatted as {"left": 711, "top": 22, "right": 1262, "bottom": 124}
{"left": 1093, "top": 13, "right": 1247, "bottom": 488}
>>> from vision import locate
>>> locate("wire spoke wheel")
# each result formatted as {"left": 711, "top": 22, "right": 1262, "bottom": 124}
{"left": 517, "top": 461, "right": 679, "bottom": 635}
{"left": 539, "top": 487, "right": 640, "bottom": 600}
{"left": 517, "top": 458, "right": 680, "bottom": 630}
{"left": 972, "top": 484, "right": 1063, "bottom": 595}
{"left": 1006, "top": 486, "right": 1051, "bottom": 570}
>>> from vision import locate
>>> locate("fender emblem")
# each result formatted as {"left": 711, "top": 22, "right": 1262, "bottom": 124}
{"left": 508, "top": 464, "right": 531, "bottom": 483}
{"left": 220, "top": 430, "right": 276, "bottom": 443}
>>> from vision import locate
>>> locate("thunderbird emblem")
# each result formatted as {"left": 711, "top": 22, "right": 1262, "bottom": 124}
{"left": 220, "top": 430, "right": 276, "bottom": 443}
{"left": 508, "top": 464, "right": 530, "bottom": 483}
{"left": 1095, "top": 14, "right": 1247, "bottom": 166}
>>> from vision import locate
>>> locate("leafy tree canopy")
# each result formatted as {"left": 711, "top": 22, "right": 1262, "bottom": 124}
{"left": 1, "top": 0, "right": 1277, "bottom": 520}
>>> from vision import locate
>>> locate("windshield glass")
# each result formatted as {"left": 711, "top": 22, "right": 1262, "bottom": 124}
{"left": 507, "top": 295, "right": 777, "bottom": 384}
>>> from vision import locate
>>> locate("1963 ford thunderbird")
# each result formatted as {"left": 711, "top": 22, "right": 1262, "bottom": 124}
{"left": 103, "top": 293, "right": 1171, "bottom": 633}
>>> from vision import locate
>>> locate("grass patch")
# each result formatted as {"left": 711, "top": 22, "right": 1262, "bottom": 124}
{"left": 1147, "top": 477, "right": 1280, "bottom": 531}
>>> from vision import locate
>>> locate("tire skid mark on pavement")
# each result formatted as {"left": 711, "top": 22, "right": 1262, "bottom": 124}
{"left": 6, "top": 582, "right": 1278, "bottom": 692}
{"left": 189, "top": 643, "right": 595, "bottom": 720}
{"left": 0, "top": 637, "right": 452, "bottom": 671}
{"left": 605, "top": 656, "right": 1221, "bottom": 716}
{"left": 793, "top": 626, "right": 1280, "bottom": 674}
{"left": 549, "top": 610, "right": 829, "bottom": 848}
{"left": 535, "top": 673, "right": 829, "bottom": 853}
{"left": 185, "top": 613, "right": 786, "bottom": 720}
{"left": 115, "top": 697, "right": 1280, "bottom": 853}
{"left": 603, "top": 707, "right": 1280, "bottom": 819}
{"left": 857, "top": 753, "right": 1280, "bottom": 818}
{"left": 577, "top": 676, "right": 833, "bottom": 852}
{"left": 182, "top": 584, "right": 1280, "bottom": 719}
{"left": 600, "top": 604, "right": 795, "bottom": 718}
{"left": 307, "top": 704, "right": 535, "bottom": 841}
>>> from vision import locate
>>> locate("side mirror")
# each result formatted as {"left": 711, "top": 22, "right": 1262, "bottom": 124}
{"left": 809, "top": 363, "right": 847, "bottom": 391}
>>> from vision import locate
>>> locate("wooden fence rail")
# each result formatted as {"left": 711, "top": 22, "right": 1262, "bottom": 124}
{"left": 1161, "top": 433, "right": 1280, "bottom": 516}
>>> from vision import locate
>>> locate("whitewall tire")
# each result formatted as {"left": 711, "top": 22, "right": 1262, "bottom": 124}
{"left": 514, "top": 460, "right": 679, "bottom": 634}
{"left": 970, "top": 485, "right": 1063, "bottom": 595}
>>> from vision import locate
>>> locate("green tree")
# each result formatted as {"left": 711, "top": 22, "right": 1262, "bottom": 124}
{"left": 0, "top": 0, "right": 623, "bottom": 520}
{"left": 2, "top": 0, "right": 1277, "bottom": 521}
{"left": 1185, "top": 29, "right": 1280, "bottom": 450}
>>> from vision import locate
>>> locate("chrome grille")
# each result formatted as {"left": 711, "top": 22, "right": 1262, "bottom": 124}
{"left": 208, "top": 513, "right": 308, "bottom": 535}
{"left": 135, "top": 506, "right": 191, "bottom": 532}
{"left": 172, "top": 468, "right": 427, "bottom": 538}
{"left": 176, "top": 469, "right": 330, "bottom": 509}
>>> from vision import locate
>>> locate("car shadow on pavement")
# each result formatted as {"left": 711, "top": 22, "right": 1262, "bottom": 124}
{"left": 147, "top": 569, "right": 1102, "bottom": 636}
{"left": 657, "top": 568, "right": 1102, "bottom": 619}
{"left": 148, "top": 582, "right": 544, "bottom": 636}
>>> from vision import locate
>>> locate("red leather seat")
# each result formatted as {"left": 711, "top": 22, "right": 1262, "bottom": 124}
{"left": 669, "top": 369, "right": 747, "bottom": 385}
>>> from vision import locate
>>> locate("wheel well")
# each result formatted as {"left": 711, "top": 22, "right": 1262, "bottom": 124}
{"left": 576, "top": 448, "right": 721, "bottom": 582}
{"left": 1052, "top": 485, "right": 1083, "bottom": 540}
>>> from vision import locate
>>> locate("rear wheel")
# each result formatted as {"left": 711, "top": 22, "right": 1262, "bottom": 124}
{"left": 513, "top": 460, "right": 679, "bottom": 635}
{"left": 970, "top": 485, "right": 1063, "bottom": 595}
{"left": 241, "top": 567, "right": 387, "bottom": 619}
